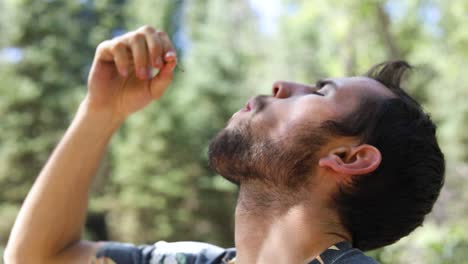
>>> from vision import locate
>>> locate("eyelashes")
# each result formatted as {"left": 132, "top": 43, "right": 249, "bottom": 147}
{"left": 312, "top": 79, "right": 333, "bottom": 96}
{"left": 316, "top": 80, "right": 327, "bottom": 88}
{"left": 312, "top": 80, "right": 326, "bottom": 96}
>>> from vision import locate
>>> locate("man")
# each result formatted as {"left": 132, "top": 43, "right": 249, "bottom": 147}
{"left": 5, "top": 26, "right": 444, "bottom": 264}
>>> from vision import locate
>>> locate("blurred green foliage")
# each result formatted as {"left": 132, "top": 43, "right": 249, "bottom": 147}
{"left": 1, "top": 0, "right": 467, "bottom": 263}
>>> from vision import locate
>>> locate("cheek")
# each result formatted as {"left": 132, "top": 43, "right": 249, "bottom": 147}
{"left": 279, "top": 102, "right": 338, "bottom": 138}
{"left": 247, "top": 100, "right": 288, "bottom": 139}
{"left": 252, "top": 99, "right": 337, "bottom": 140}
{"left": 251, "top": 110, "right": 281, "bottom": 137}
{"left": 289, "top": 100, "right": 338, "bottom": 125}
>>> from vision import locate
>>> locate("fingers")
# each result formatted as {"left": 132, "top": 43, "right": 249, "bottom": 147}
{"left": 141, "top": 27, "right": 177, "bottom": 69}
{"left": 127, "top": 32, "right": 151, "bottom": 79}
{"left": 150, "top": 60, "right": 177, "bottom": 99}
{"left": 141, "top": 26, "right": 164, "bottom": 69}
{"left": 95, "top": 25, "right": 177, "bottom": 81}
{"left": 130, "top": 26, "right": 177, "bottom": 79}
{"left": 110, "top": 42, "right": 131, "bottom": 77}
{"left": 156, "top": 31, "right": 176, "bottom": 63}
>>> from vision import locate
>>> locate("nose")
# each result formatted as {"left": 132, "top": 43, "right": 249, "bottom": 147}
{"left": 271, "top": 81, "right": 313, "bottom": 98}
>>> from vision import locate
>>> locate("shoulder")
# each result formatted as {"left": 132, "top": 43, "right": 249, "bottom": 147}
{"left": 333, "top": 247, "right": 379, "bottom": 264}
{"left": 312, "top": 241, "right": 379, "bottom": 264}
{"left": 151, "top": 241, "right": 234, "bottom": 263}
{"left": 96, "top": 241, "right": 236, "bottom": 264}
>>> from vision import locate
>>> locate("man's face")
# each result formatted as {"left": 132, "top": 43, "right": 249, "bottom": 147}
{"left": 208, "top": 77, "right": 392, "bottom": 188}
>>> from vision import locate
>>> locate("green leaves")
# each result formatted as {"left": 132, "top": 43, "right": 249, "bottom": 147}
{"left": 2, "top": 0, "right": 468, "bottom": 261}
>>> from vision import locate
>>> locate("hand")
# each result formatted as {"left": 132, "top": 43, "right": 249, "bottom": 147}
{"left": 84, "top": 25, "right": 177, "bottom": 122}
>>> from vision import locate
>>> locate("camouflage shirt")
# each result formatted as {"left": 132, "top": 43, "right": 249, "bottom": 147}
{"left": 93, "top": 240, "right": 378, "bottom": 264}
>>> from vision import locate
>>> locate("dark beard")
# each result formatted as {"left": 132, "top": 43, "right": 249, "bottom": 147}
{"left": 208, "top": 116, "right": 328, "bottom": 190}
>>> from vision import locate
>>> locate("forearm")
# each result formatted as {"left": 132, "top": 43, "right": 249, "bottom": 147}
{"left": 6, "top": 104, "right": 122, "bottom": 261}
{"left": 6, "top": 25, "right": 176, "bottom": 263}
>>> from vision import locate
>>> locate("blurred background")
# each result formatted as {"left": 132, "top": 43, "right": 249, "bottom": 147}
{"left": 0, "top": 0, "right": 467, "bottom": 263}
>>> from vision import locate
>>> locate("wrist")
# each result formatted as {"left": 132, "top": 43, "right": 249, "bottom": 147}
{"left": 76, "top": 99, "right": 125, "bottom": 134}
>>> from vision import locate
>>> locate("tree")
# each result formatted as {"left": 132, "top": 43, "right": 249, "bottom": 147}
{"left": 0, "top": 0, "right": 127, "bottom": 248}
{"left": 98, "top": 0, "right": 263, "bottom": 246}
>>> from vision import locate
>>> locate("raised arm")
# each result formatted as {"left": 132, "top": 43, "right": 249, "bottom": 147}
{"left": 4, "top": 25, "right": 177, "bottom": 264}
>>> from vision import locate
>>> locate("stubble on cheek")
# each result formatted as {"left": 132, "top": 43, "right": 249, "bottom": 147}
{"left": 208, "top": 94, "right": 330, "bottom": 190}
{"left": 208, "top": 121, "right": 253, "bottom": 182}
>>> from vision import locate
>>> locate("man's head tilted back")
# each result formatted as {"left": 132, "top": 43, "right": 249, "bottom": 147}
{"left": 208, "top": 60, "right": 445, "bottom": 252}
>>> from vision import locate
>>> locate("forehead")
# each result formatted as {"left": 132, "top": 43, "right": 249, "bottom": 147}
{"left": 321, "top": 76, "right": 394, "bottom": 118}
{"left": 332, "top": 76, "right": 394, "bottom": 98}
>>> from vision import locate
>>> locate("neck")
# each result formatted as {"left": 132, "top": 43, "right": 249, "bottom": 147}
{"left": 234, "top": 182, "right": 349, "bottom": 264}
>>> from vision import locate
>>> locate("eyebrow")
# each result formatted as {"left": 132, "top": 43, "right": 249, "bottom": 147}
{"left": 316, "top": 79, "right": 338, "bottom": 89}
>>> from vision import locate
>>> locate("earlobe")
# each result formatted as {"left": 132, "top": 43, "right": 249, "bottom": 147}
{"left": 319, "top": 144, "right": 381, "bottom": 175}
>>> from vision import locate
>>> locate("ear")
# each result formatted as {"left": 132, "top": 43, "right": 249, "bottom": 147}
{"left": 318, "top": 144, "right": 381, "bottom": 175}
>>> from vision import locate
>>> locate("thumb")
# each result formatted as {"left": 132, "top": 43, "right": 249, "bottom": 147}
{"left": 149, "top": 58, "right": 177, "bottom": 99}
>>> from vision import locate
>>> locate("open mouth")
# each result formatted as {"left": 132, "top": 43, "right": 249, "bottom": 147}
{"left": 244, "top": 101, "right": 252, "bottom": 111}
{"left": 229, "top": 96, "right": 267, "bottom": 121}
{"left": 243, "top": 98, "right": 257, "bottom": 112}
{"left": 241, "top": 96, "right": 267, "bottom": 113}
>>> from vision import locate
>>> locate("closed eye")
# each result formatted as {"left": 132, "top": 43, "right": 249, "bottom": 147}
{"left": 313, "top": 79, "right": 337, "bottom": 96}
{"left": 316, "top": 80, "right": 327, "bottom": 88}
{"left": 312, "top": 80, "right": 327, "bottom": 96}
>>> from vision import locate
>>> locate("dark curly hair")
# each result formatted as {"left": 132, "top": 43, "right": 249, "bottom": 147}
{"left": 323, "top": 61, "right": 445, "bottom": 251}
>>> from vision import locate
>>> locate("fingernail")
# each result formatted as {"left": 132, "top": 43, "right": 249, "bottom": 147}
{"left": 155, "top": 57, "right": 163, "bottom": 67}
{"left": 165, "top": 51, "right": 176, "bottom": 58}
{"left": 139, "top": 67, "right": 148, "bottom": 79}
{"left": 121, "top": 68, "right": 128, "bottom": 77}
{"left": 147, "top": 67, "right": 153, "bottom": 78}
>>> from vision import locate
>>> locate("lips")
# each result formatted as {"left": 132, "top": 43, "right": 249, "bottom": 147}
{"left": 229, "top": 96, "right": 266, "bottom": 121}
{"left": 244, "top": 98, "right": 256, "bottom": 112}
{"left": 244, "top": 102, "right": 252, "bottom": 112}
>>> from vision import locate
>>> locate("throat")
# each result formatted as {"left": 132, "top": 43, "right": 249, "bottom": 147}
{"left": 236, "top": 180, "right": 306, "bottom": 214}
{"left": 233, "top": 183, "right": 350, "bottom": 264}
